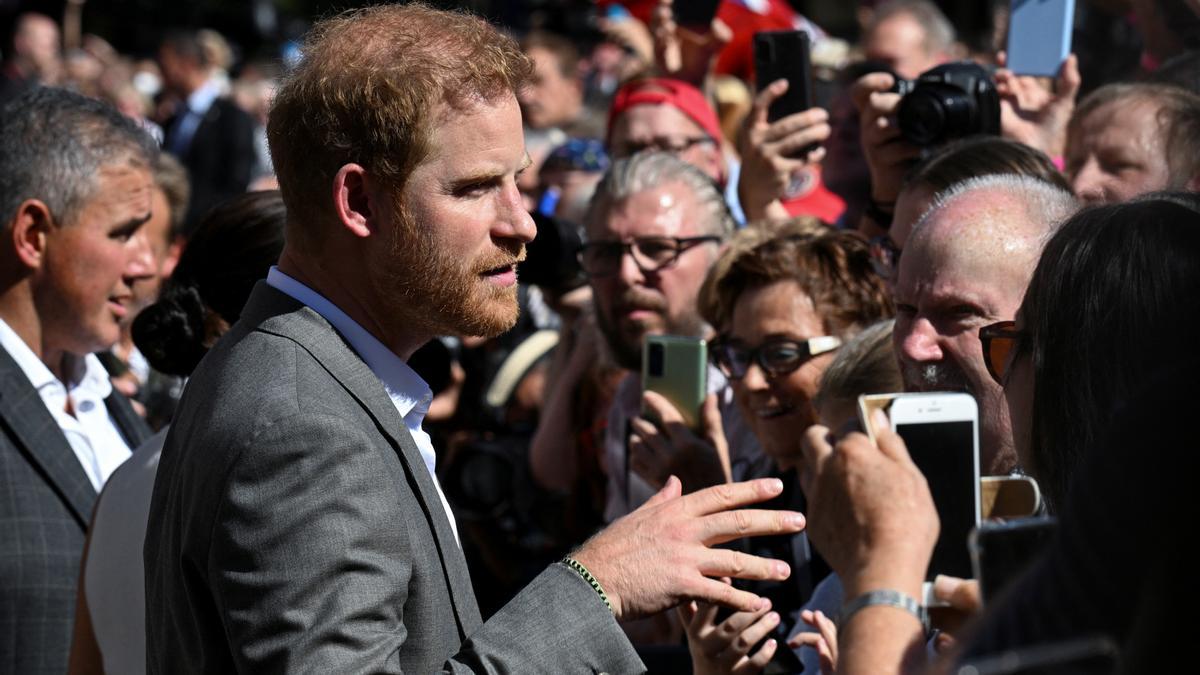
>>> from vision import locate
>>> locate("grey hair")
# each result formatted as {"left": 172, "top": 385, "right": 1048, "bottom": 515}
{"left": 814, "top": 319, "right": 902, "bottom": 413}
{"left": 914, "top": 173, "right": 1079, "bottom": 241}
{"left": 585, "top": 150, "right": 735, "bottom": 239}
{"left": 0, "top": 87, "right": 158, "bottom": 227}
{"left": 871, "top": 0, "right": 957, "bottom": 58}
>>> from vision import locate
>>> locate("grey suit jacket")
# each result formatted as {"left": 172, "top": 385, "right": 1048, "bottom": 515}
{"left": 145, "top": 283, "right": 645, "bottom": 673}
{"left": 0, "top": 345, "right": 150, "bottom": 675}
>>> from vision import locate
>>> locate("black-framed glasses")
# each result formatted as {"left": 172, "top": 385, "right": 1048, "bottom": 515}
{"left": 980, "top": 320, "right": 1024, "bottom": 384}
{"left": 577, "top": 236, "right": 721, "bottom": 277}
{"left": 710, "top": 336, "right": 843, "bottom": 380}
{"left": 611, "top": 135, "right": 715, "bottom": 157}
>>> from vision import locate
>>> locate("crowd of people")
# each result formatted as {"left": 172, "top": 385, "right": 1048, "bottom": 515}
{"left": 1, "top": 0, "right": 1197, "bottom": 673}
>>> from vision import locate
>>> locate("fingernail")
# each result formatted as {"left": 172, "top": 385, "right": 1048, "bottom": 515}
{"left": 934, "top": 574, "right": 960, "bottom": 595}
{"left": 789, "top": 513, "right": 806, "bottom": 529}
{"left": 775, "top": 561, "right": 791, "bottom": 577}
{"left": 767, "top": 612, "right": 780, "bottom": 623}
{"left": 756, "top": 596, "right": 770, "bottom": 610}
{"left": 767, "top": 478, "right": 784, "bottom": 493}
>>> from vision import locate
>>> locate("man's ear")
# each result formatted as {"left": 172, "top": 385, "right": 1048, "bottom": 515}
{"left": 332, "top": 163, "right": 379, "bottom": 239}
{"left": 8, "top": 199, "right": 54, "bottom": 270}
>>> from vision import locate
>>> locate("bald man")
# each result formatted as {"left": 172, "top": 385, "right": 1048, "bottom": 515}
{"left": 892, "top": 174, "right": 1078, "bottom": 474}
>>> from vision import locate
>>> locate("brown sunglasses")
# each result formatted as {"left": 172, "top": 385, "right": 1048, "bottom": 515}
{"left": 980, "top": 320, "right": 1024, "bottom": 384}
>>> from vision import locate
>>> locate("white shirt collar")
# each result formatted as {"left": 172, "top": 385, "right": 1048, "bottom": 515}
{"left": 264, "top": 267, "right": 433, "bottom": 426}
{"left": 185, "top": 77, "right": 222, "bottom": 116}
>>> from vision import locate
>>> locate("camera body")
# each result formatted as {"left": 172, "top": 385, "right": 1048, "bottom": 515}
{"left": 892, "top": 62, "right": 1000, "bottom": 147}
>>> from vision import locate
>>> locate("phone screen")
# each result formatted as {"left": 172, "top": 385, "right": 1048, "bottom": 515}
{"left": 894, "top": 420, "right": 977, "bottom": 579}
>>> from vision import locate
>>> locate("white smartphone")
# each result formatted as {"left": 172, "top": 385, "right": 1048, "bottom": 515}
{"left": 1006, "top": 0, "right": 1076, "bottom": 77}
{"left": 888, "top": 392, "right": 981, "bottom": 581}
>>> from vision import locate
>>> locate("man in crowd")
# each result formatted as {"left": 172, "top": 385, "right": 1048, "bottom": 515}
{"left": 518, "top": 30, "right": 603, "bottom": 138}
{"left": 145, "top": 6, "right": 804, "bottom": 672}
{"left": 158, "top": 29, "right": 256, "bottom": 232}
{"left": 892, "top": 174, "right": 1077, "bottom": 475}
{"left": 1066, "top": 82, "right": 1200, "bottom": 204}
{"left": 0, "top": 87, "right": 154, "bottom": 675}
{"left": 862, "top": 0, "right": 955, "bottom": 80}
{"left": 0, "top": 12, "right": 61, "bottom": 102}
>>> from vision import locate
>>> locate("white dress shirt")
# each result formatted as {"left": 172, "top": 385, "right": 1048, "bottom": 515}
{"left": 266, "top": 267, "right": 459, "bottom": 543}
{"left": 167, "top": 77, "right": 221, "bottom": 156}
{"left": 0, "top": 318, "right": 132, "bottom": 491}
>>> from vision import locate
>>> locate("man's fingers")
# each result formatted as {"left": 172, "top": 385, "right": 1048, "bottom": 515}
{"left": 750, "top": 78, "right": 789, "bottom": 125}
{"left": 741, "top": 638, "right": 778, "bottom": 672}
{"left": 789, "top": 631, "right": 823, "bottom": 650}
{"left": 692, "top": 575, "right": 770, "bottom": 613}
{"left": 762, "top": 106, "right": 829, "bottom": 143}
{"left": 681, "top": 477, "right": 785, "bottom": 516}
{"left": 770, "top": 123, "right": 831, "bottom": 157}
{"left": 850, "top": 71, "right": 896, "bottom": 110}
{"left": 727, "top": 610, "right": 781, "bottom": 656}
{"left": 697, "top": 509, "right": 806, "bottom": 547}
{"left": 1057, "top": 53, "right": 1081, "bottom": 99}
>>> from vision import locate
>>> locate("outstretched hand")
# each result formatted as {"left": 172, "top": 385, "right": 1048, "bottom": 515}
{"left": 789, "top": 609, "right": 838, "bottom": 675}
{"left": 680, "top": 581, "right": 780, "bottom": 675}
{"left": 650, "top": 0, "right": 732, "bottom": 87}
{"left": 574, "top": 477, "right": 805, "bottom": 620}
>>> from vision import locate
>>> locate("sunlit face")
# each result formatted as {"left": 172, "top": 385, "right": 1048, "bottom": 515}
{"left": 126, "top": 186, "right": 175, "bottom": 322}
{"left": 375, "top": 94, "right": 535, "bottom": 339}
{"left": 587, "top": 182, "right": 717, "bottom": 369}
{"left": 39, "top": 163, "right": 154, "bottom": 356}
{"left": 1066, "top": 98, "right": 1173, "bottom": 205}
{"left": 517, "top": 46, "right": 582, "bottom": 130}
{"left": 608, "top": 104, "right": 723, "bottom": 183}
{"left": 726, "top": 281, "right": 836, "bottom": 471}
{"left": 892, "top": 191, "right": 1041, "bottom": 475}
{"left": 864, "top": 13, "right": 940, "bottom": 80}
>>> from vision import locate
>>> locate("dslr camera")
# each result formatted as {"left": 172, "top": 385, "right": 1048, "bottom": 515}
{"left": 891, "top": 62, "right": 1000, "bottom": 147}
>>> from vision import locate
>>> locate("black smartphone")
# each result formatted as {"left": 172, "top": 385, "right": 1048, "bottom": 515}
{"left": 753, "top": 30, "right": 814, "bottom": 123}
{"left": 675, "top": 0, "right": 722, "bottom": 30}
{"left": 969, "top": 517, "right": 1057, "bottom": 605}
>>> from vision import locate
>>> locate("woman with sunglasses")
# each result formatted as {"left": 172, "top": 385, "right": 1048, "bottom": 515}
{"left": 679, "top": 220, "right": 892, "bottom": 673}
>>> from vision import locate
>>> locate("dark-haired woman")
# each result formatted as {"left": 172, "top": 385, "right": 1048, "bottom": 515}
{"left": 68, "top": 191, "right": 286, "bottom": 674}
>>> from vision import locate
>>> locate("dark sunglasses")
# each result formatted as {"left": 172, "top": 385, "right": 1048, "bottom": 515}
{"left": 710, "top": 336, "right": 842, "bottom": 380}
{"left": 980, "top": 320, "right": 1025, "bottom": 384}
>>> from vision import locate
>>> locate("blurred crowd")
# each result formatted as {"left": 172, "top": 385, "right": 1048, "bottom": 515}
{"left": 2, "top": 0, "right": 1199, "bottom": 673}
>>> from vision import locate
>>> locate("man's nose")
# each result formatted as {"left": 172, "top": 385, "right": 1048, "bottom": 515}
{"left": 897, "top": 317, "right": 943, "bottom": 363}
{"left": 1070, "top": 158, "right": 1106, "bottom": 203}
{"left": 496, "top": 181, "right": 537, "bottom": 245}
{"left": 124, "top": 232, "right": 156, "bottom": 281}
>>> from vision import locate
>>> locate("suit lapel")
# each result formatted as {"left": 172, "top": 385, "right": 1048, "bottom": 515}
{"left": 104, "top": 391, "right": 152, "bottom": 449}
{"left": 239, "top": 283, "right": 483, "bottom": 635}
{"left": 0, "top": 347, "right": 96, "bottom": 527}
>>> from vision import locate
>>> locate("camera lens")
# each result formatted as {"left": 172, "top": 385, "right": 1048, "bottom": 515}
{"left": 897, "top": 88, "right": 948, "bottom": 146}
{"left": 647, "top": 342, "right": 664, "bottom": 377}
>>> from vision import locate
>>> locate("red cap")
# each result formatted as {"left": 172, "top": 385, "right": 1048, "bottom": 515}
{"left": 607, "top": 78, "right": 724, "bottom": 145}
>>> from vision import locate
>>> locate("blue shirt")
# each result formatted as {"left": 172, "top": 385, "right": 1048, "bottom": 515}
{"left": 266, "top": 267, "right": 459, "bottom": 542}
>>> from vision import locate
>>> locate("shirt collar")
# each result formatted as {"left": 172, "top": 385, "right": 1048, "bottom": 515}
{"left": 185, "top": 77, "right": 222, "bottom": 116}
{"left": 265, "top": 267, "right": 433, "bottom": 422}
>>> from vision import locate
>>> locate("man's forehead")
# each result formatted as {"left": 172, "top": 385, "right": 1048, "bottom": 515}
{"left": 613, "top": 104, "right": 704, "bottom": 138}
{"left": 590, "top": 183, "right": 700, "bottom": 238}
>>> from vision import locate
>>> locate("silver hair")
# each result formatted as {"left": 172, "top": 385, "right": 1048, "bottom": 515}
{"left": 0, "top": 87, "right": 157, "bottom": 227}
{"left": 914, "top": 173, "right": 1079, "bottom": 241}
{"left": 871, "top": 0, "right": 957, "bottom": 58}
{"left": 814, "top": 319, "right": 903, "bottom": 413}
{"left": 585, "top": 150, "right": 735, "bottom": 239}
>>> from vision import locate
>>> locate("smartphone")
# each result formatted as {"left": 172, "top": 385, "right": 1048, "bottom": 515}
{"left": 969, "top": 516, "right": 1056, "bottom": 605}
{"left": 887, "top": 393, "right": 981, "bottom": 580}
{"left": 753, "top": 30, "right": 815, "bottom": 123}
{"left": 1006, "top": 0, "right": 1076, "bottom": 77}
{"left": 642, "top": 335, "right": 707, "bottom": 429}
{"left": 674, "top": 0, "right": 722, "bottom": 30}
{"left": 980, "top": 474, "right": 1042, "bottom": 519}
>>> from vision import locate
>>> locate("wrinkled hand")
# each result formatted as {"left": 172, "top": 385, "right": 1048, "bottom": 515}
{"left": 651, "top": 0, "right": 732, "bottom": 87}
{"left": 789, "top": 609, "right": 838, "bottom": 675}
{"left": 851, "top": 72, "right": 922, "bottom": 206}
{"left": 736, "top": 79, "right": 830, "bottom": 221}
{"left": 574, "top": 477, "right": 805, "bottom": 620}
{"left": 800, "top": 410, "right": 938, "bottom": 597}
{"left": 995, "top": 52, "right": 1080, "bottom": 158}
{"left": 631, "top": 391, "right": 731, "bottom": 491}
{"left": 680, "top": 583, "right": 780, "bottom": 675}
{"left": 929, "top": 574, "right": 983, "bottom": 652}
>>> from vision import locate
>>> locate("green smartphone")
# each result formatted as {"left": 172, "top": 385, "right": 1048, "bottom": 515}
{"left": 642, "top": 335, "right": 707, "bottom": 429}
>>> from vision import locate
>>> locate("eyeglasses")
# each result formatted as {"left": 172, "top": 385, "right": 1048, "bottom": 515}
{"left": 611, "top": 135, "right": 715, "bottom": 157}
{"left": 710, "top": 336, "right": 842, "bottom": 380}
{"left": 577, "top": 236, "right": 721, "bottom": 277}
{"left": 980, "top": 320, "right": 1024, "bottom": 384}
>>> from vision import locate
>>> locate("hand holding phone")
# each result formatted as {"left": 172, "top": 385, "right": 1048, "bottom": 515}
{"left": 753, "top": 30, "right": 815, "bottom": 123}
{"left": 642, "top": 335, "right": 707, "bottom": 429}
